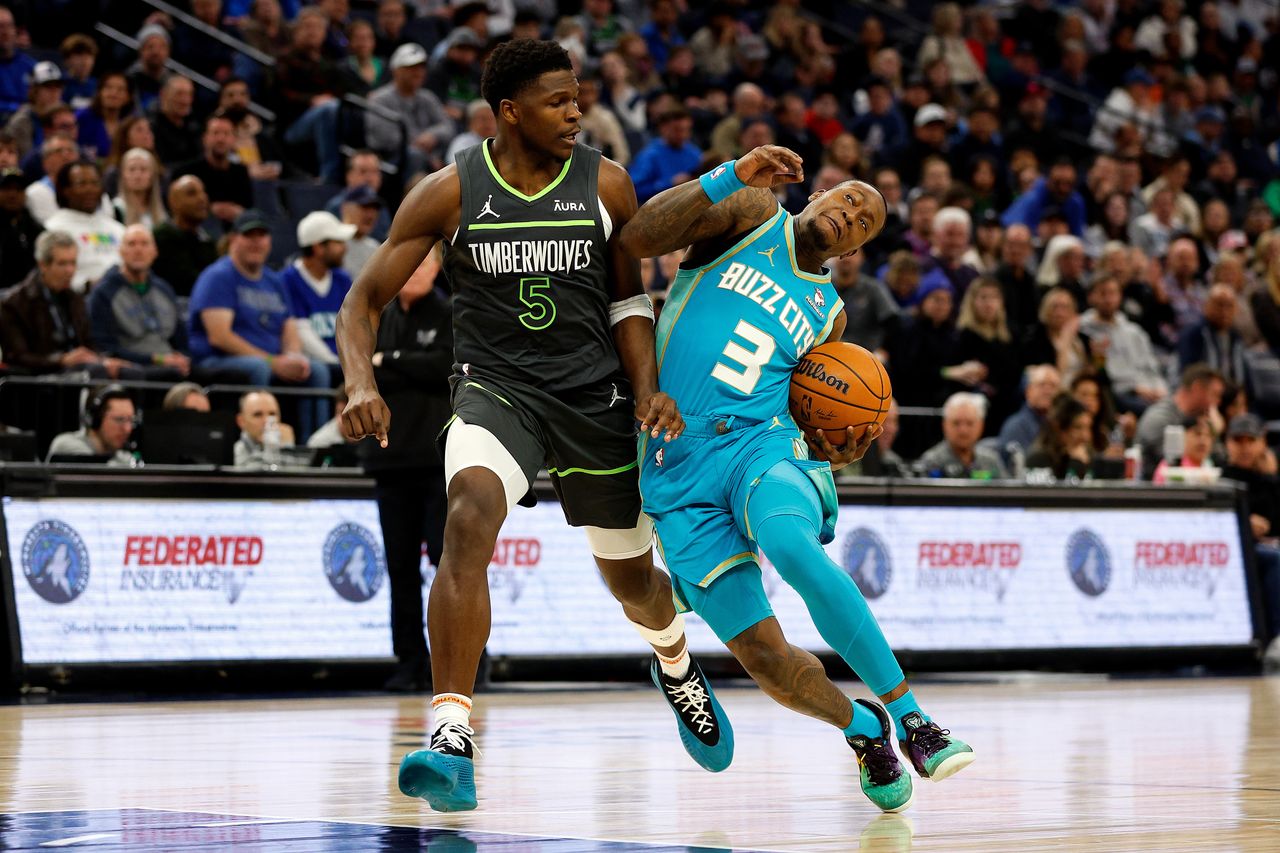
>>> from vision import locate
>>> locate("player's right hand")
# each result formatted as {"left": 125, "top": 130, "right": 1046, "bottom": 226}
{"left": 342, "top": 387, "right": 391, "bottom": 447}
{"left": 735, "top": 145, "right": 805, "bottom": 189}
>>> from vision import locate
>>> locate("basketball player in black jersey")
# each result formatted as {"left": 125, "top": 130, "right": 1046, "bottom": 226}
{"left": 336, "top": 40, "right": 733, "bottom": 812}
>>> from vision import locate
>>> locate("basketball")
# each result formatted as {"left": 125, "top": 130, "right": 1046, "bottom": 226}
{"left": 788, "top": 342, "right": 892, "bottom": 446}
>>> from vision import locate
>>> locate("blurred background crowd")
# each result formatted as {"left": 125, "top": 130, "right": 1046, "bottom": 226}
{"left": 0, "top": 0, "right": 1277, "bottom": 491}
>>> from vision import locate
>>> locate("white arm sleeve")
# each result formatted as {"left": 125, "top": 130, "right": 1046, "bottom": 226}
{"left": 609, "top": 293, "right": 654, "bottom": 327}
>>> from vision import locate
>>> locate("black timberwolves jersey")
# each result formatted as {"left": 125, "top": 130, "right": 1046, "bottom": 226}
{"left": 444, "top": 140, "right": 623, "bottom": 393}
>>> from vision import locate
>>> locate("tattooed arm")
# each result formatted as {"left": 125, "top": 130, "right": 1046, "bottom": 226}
{"left": 619, "top": 145, "right": 807, "bottom": 259}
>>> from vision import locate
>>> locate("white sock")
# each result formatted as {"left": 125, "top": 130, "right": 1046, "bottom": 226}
{"left": 657, "top": 644, "right": 691, "bottom": 679}
{"left": 431, "top": 693, "right": 473, "bottom": 730}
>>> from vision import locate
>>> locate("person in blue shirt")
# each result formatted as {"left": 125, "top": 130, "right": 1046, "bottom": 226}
{"left": 621, "top": 145, "right": 974, "bottom": 813}
{"left": 628, "top": 107, "right": 702, "bottom": 202}
{"left": 0, "top": 8, "right": 35, "bottom": 121}
{"left": 1001, "top": 158, "right": 1087, "bottom": 236}
{"left": 188, "top": 209, "right": 333, "bottom": 438}
{"left": 281, "top": 210, "right": 354, "bottom": 365}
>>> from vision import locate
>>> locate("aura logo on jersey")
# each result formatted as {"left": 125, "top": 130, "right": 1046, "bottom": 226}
{"left": 843, "top": 527, "right": 891, "bottom": 599}
{"left": 1066, "top": 528, "right": 1111, "bottom": 597}
{"left": 324, "top": 523, "right": 386, "bottom": 603}
{"left": 1133, "top": 539, "right": 1230, "bottom": 597}
{"left": 916, "top": 540, "right": 1021, "bottom": 600}
{"left": 490, "top": 536, "right": 540, "bottom": 603}
{"left": 21, "top": 520, "right": 89, "bottom": 604}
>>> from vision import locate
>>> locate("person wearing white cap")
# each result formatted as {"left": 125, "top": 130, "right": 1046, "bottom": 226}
{"left": 4, "top": 61, "right": 64, "bottom": 158}
{"left": 880, "top": 102, "right": 949, "bottom": 188}
{"left": 366, "top": 42, "right": 456, "bottom": 174}
{"left": 281, "top": 211, "right": 357, "bottom": 365}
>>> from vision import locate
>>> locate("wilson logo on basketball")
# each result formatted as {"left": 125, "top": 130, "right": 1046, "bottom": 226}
{"left": 794, "top": 358, "right": 851, "bottom": 395}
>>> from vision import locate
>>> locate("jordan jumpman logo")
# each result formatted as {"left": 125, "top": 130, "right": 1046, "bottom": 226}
{"left": 477, "top": 194, "right": 500, "bottom": 219}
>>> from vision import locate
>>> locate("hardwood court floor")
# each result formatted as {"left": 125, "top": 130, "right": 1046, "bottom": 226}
{"left": 1, "top": 675, "right": 1278, "bottom": 851}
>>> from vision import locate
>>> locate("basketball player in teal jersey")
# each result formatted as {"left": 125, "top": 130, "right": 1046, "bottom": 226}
{"left": 336, "top": 40, "right": 732, "bottom": 812}
{"left": 621, "top": 145, "right": 974, "bottom": 813}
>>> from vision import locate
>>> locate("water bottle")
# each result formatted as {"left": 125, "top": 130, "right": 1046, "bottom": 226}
{"left": 1162, "top": 423, "right": 1185, "bottom": 466}
{"left": 262, "top": 415, "right": 282, "bottom": 470}
{"left": 1005, "top": 441, "right": 1026, "bottom": 480}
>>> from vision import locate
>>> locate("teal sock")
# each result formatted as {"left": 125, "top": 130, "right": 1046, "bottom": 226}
{"left": 841, "top": 698, "right": 883, "bottom": 740}
{"left": 885, "top": 691, "right": 928, "bottom": 741}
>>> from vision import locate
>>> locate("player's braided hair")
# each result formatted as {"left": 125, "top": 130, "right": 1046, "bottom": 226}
{"left": 481, "top": 39, "right": 573, "bottom": 114}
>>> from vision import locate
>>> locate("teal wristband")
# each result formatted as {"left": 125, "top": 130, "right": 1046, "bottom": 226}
{"left": 699, "top": 160, "right": 746, "bottom": 204}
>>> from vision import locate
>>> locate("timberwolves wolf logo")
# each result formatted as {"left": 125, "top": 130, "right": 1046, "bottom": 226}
{"left": 324, "top": 523, "right": 386, "bottom": 602}
{"left": 477, "top": 193, "right": 500, "bottom": 219}
{"left": 843, "top": 527, "right": 891, "bottom": 599}
{"left": 22, "top": 520, "right": 89, "bottom": 604}
{"left": 1066, "top": 528, "right": 1111, "bottom": 597}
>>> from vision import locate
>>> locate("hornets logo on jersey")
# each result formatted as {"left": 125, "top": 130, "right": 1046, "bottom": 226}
{"left": 655, "top": 208, "right": 844, "bottom": 421}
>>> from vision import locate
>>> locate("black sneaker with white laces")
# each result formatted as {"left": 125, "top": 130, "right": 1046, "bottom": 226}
{"left": 648, "top": 654, "right": 734, "bottom": 772}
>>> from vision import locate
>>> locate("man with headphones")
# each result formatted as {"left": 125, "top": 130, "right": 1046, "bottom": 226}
{"left": 45, "top": 385, "right": 137, "bottom": 465}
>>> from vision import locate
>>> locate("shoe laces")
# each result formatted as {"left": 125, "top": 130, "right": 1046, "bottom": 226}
{"left": 665, "top": 673, "right": 716, "bottom": 735}
{"left": 860, "top": 741, "right": 900, "bottom": 786}
{"left": 910, "top": 723, "right": 951, "bottom": 754}
{"left": 430, "top": 720, "right": 476, "bottom": 755}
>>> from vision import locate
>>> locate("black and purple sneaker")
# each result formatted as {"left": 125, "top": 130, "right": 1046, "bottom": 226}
{"left": 898, "top": 712, "right": 975, "bottom": 781}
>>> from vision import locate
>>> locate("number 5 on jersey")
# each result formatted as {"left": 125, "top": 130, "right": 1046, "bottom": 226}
{"left": 711, "top": 319, "right": 776, "bottom": 394}
{"left": 519, "top": 277, "right": 557, "bottom": 330}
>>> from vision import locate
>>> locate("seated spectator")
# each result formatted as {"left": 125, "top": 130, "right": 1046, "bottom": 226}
{"left": 1135, "top": 363, "right": 1225, "bottom": 476}
{"left": 341, "top": 19, "right": 387, "bottom": 95}
{"left": 887, "top": 278, "right": 961, "bottom": 457}
{"left": 1070, "top": 371, "right": 1133, "bottom": 457}
{"left": 927, "top": 206, "right": 980, "bottom": 298}
{"left": 59, "top": 35, "right": 101, "bottom": 106}
{"left": 994, "top": 223, "right": 1038, "bottom": 333}
{"left": 152, "top": 176, "right": 217, "bottom": 298}
{"left": 1023, "top": 286, "right": 1091, "bottom": 380}
{"left": 19, "top": 103, "right": 77, "bottom": 178}
{"left": 103, "top": 116, "right": 156, "bottom": 196}
{"left": 44, "top": 160, "right": 124, "bottom": 291}
{"left": 46, "top": 385, "right": 137, "bottom": 466}
{"left": 366, "top": 43, "right": 455, "bottom": 174}
{"left": 163, "top": 381, "right": 211, "bottom": 412}
{"left": 112, "top": 148, "right": 167, "bottom": 228}
{"left": 881, "top": 250, "right": 923, "bottom": 308}
{"left": 233, "top": 389, "right": 299, "bottom": 470}
{"left": 629, "top": 108, "right": 701, "bottom": 203}
{"left": 188, "top": 210, "right": 333, "bottom": 438}
{"left": 88, "top": 225, "right": 191, "bottom": 381}
{"left": 126, "top": 25, "right": 172, "bottom": 111}
{"left": 997, "top": 364, "right": 1062, "bottom": 462}
{"left": 1178, "top": 284, "right": 1248, "bottom": 388}
{"left": 282, "top": 211, "right": 355, "bottom": 366}
{"left": 4, "top": 61, "right": 63, "bottom": 158}
{"left": 1026, "top": 394, "right": 1095, "bottom": 481}
{"left": 1035, "top": 234, "right": 1087, "bottom": 309}
{"left": 954, "top": 276, "right": 1022, "bottom": 429}
{"left": 339, "top": 185, "right": 383, "bottom": 278}
{"left": 833, "top": 251, "right": 897, "bottom": 356}
{"left": 76, "top": 72, "right": 134, "bottom": 163}
{"left": 278, "top": 8, "right": 346, "bottom": 183}
{"left": 1220, "top": 412, "right": 1280, "bottom": 662}
{"left": 1083, "top": 192, "right": 1132, "bottom": 259}
{"left": 174, "top": 113, "right": 253, "bottom": 228}
{"left": 917, "top": 392, "right": 1009, "bottom": 479}
{"left": 1001, "top": 159, "right": 1086, "bottom": 237}
{"left": 428, "top": 28, "right": 484, "bottom": 123}
{"left": 0, "top": 167, "right": 40, "bottom": 287}
{"left": 1128, "top": 187, "right": 1184, "bottom": 260}
{"left": 0, "top": 7, "right": 36, "bottom": 119}
{"left": 1152, "top": 414, "right": 1218, "bottom": 484}
{"left": 148, "top": 76, "right": 202, "bottom": 169}
{"left": 1079, "top": 273, "right": 1168, "bottom": 414}
{"left": 0, "top": 231, "right": 138, "bottom": 378}
{"left": 325, "top": 150, "right": 390, "bottom": 240}
{"left": 1162, "top": 237, "right": 1208, "bottom": 341}
{"left": 307, "top": 388, "right": 348, "bottom": 448}
{"left": 217, "top": 77, "right": 283, "bottom": 181}
{"left": 445, "top": 99, "right": 498, "bottom": 166}
{"left": 25, "top": 133, "right": 80, "bottom": 224}
{"left": 1141, "top": 154, "right": 1200, "bottom": 237}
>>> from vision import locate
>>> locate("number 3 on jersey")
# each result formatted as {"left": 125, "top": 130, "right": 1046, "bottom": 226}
{"left": 518, "top": 277, "right": 557, "bottom": 330}
{"left": 711, "top": 319, "right": 776, "bottom": 394}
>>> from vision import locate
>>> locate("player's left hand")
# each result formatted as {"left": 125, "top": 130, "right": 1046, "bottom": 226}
{"left": 808, "top": 424, "right": 883, "bottom": 470}
{"left": 638, "top": 392, "right": 685, "bottom": 442}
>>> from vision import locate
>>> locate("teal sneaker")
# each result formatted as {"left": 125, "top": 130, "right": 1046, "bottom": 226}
{"left": 899, "top": 712, "right": 975, "bottom": 781}
{"left": 398, "top": 721, "right": 478, "bottom": 812}
{"left": 650, "top": 655, "right": 734, "bottom": 772}
{"left": 847, "top": 699, "right": 914, "bottom": 813}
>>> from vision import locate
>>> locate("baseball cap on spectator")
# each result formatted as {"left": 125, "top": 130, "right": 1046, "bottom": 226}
{"left": 1195, "top": 106, "right": 1226, "bottom": 125}
{"left": 1023, "top": 81, "right": 1048, "bottom": 99}
{"left": 978, "top": 208, "right": 1001, "bottom": 228}
{"left": 30, "top": 62, "right": 63, "bottom": 86}
{"left": 136, "top": 23, "right": 171, "bottom": 46}
{"left": 232, "top": 209, "right": 271, "bottom": 234}
{"left": 1227, "top": 413, "right": 1265, "bottom": 439}
{"left": 1236, "top": 57, "right": 1258, "bottom": 74}
{"left": 1218, "top": 230, "right": 1248, "bottom": 252}
{"left": 446, "top": 28, "right": 485, "bottom": 49}
{"left": 0, "top": 168, "right": 23, "bottom": 188}
{"left": 390, "top": 43, "right": 428, "bottom": 69}
{"left": 1041, "top": 205, "right": 1067, "bottom": 223}
{"left": 737, "top": 34, "right": 769, "bottom": 62}
{"left": 297, "top": 211, "right": 357, "bottom": 247}
{"left": 1123, "top": 68, "right": 1155, "bottom": 87}
{"left": 916, "top": 269, "right": 953, "bottom": 302}
{"left": 914, "top": 103, "right": 947, "bottom": 128}
{"left": 342, "top": 185, "right": 383, "bottom": 207}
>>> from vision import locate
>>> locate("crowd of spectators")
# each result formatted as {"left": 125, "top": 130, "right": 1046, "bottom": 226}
{"left": 0, "top": 0, "right": 1276, "bottom": 484}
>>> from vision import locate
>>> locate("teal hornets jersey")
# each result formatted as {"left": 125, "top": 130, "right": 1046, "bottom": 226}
{"left": 655, "top": 207, "right": 845, "bottom": 420}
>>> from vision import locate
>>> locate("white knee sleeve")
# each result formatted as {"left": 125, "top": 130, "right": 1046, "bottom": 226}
{"left": 444, "top": 418, "right": 529, "bottom": 514}
{"left": 584, "top": 513, "right": 655, "bottom": 560}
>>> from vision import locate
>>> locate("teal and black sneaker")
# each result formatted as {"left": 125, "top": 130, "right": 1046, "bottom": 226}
{"left": 649, "top": 655, "right": 734, "bottom": 772}
{"left": 847, "top": 699, "right": 914, "bottom": 813}
{"left": 398, "top": 721, "right": 479, "bottom": 812}
{"left": 899, "top": 712, "right": 975, "bottom": 782}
